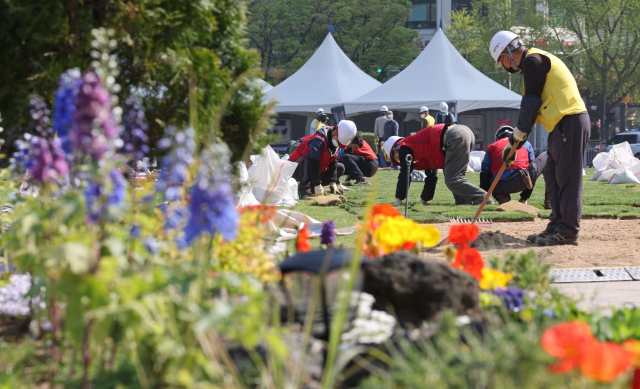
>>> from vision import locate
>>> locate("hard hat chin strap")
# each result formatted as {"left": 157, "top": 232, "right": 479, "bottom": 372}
{"left": 505, "top": 39, "right": 524, "bottom": 70}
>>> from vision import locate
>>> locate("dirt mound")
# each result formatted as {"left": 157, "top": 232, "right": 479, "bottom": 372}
{"left": 495, "top": 200, "right": 541, "bottom": 216}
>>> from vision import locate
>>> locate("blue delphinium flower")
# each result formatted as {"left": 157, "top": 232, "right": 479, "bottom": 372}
{"left": 107, "top": 169, "right": 126, "bottom": 206}
{"left": 144, "top": 237, "right": 159, "bottom": 254}
{"left": 122, "top": 96, "right": 150, "bottom": 162}
{"left": 10, "top": 135, "right": 34, "bottom": 175}
{"left": 84, "top": 182, "right": 104, "bottom": 223}
{"left": 321, "top": 220, "right": 336, "bottom": 247}
{"left": 178, "top": 146, "right": 238, "bottom": 248}
{"left": 130, "top": 225, "right": 141, "bottom": 239}
{"left": 155, "top": 127, "right": 196, "bottom": 202}
{"left": 53, "top": 68, "right": 81, "bottom": 154}
{"left": 492, "top": 287, "right": 524, "bottom": 311}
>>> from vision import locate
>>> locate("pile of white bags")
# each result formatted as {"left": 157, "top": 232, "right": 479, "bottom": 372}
{"left": 588, "top": 142, "right": 640, "bottom": 184}
{"left": 469, "top": 151, "right": 486, "bottom": 172}
{"left": 237, "top": 145, "right": 299, "bottom": 207}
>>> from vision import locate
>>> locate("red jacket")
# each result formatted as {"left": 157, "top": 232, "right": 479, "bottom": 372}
{"left": 486, "top": 138, "right": 529, "bottom": 175}
{"left": 391, "top": 124, "right": 446, "bottom": 170}
{"left": 289, "top": 128, "right": 337, "bottom": 173}
{"left": 353, "top": 140, "right": 377, "bottom": 160}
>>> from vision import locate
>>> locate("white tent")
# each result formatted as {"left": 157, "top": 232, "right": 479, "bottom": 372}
{"left": 254, "top": 78, "right": 273, "bottom": 93}
{"left": 343, "top": 29, "right": 522, "bottom": 116}
{"left": 266, "top": 33, "right": 381, "bottom": 115}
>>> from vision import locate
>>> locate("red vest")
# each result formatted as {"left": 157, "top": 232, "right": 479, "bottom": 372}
{"left": 487, "top": 138, "right": 530, "bottom": 175}
{"left": 392, "top": 124, "right": 446, "bottom": 170}
{"left": 353, "top": 140, "right": 377, "bottom": 160}
{"left": 289, "top": 128, "right": 337, "bottom": 173}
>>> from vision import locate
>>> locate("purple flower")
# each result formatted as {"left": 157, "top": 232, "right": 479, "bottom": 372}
{"left": 492, "top": 287, "right": 524, "bottom": 311}
{"left": 155, "top": 127, "right": 196, "bottom": 202}
{"left": 53, "top": 69, "right": 81, "bottom": 154}
{"left": 28, "top": 136, "right": 69, "bottom": 184}
{"left": 107, "top": 169, "right": 126, "bottom": 206}
{"left": 321, "top": 220, "right": 336, "bottom": 247}
{"left": 70, "top": 71, "right": 119, "bottom": 159}
{"left": 10, "top": 135, "right": 34, "bottom": 175}
{"left": 144, "top": 237, "right": 159, "bottom": 254}
{"left": 84, "top": 182, "right": 104, "bottom": 223}
{"left": 130, "top": 225, "right": 141, "bottom": 238}
{"left": 122, "top": 96, "right": 149, "bottom": 161}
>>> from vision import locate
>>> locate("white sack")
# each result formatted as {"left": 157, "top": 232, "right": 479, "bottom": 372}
{"left": 609, "top": 169, "right": 640, "bottom": 184}
{"left": 592, "top": 152, "right": 612, "bottom": 171}
{"left": 248, "top": 145, "right": 298, "bottom": 205}
{"left": 601, "top": 168, "right": 625, "bottom": 182}
{"left": 610, "top": 142, "right": 636, "bottom": 168}
{"left": 583, "top": 169, "right": 586, "bottom": 176}
{"left": 267, "top": 209, "right": 357, "bottom": 241}
{"left": 236, "top": 162, "right": 261, "bottom": 207}
{"left": 466, "top": 165, "right": 474, "bottom": 173}
{"left": 588, "top": 170, "right": 602, "bottom": 181}
{"left": 469, "top": 151, "right": 485, "bottom": 172}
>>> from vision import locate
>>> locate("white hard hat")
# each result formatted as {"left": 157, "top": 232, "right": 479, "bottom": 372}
{"left": 419, "top": 106, "right": 428, "bottom": 113}
{"left": 316, "top": 108, "right": 325, "bottom": 114}
{"left": 383, "top": 136, "right": 403, "bottom": 158}
{"left": 440, "top": 102, "right": 448, "bottom": 112}
{"left": 489, "top": 31, "right": 522, "bottom": 68}
{"left": 380, "top": 106, "right": 388, "bottom": 112}
{"left": 337, "top": 120, "right": 357, "bottom": 148}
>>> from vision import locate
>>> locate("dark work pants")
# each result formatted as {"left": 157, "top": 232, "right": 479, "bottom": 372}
{"left": 544, "top": 112, "right": 590, "bottom": 238}
{"left": 395, "top": 146, "right": 440, "bottom": 202}
{"left": 493, "top": 151, "right": 548, "bottom": 201}
{"left": 340, "top": 154, "right": 378, "bottom": 180}
{"left": 292, "top": 154, "right": 345, "bottom": 194}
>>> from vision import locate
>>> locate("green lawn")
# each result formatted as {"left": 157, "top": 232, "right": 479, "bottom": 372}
{"left": 292, "top": 168, "right": 640, "bottom": 250}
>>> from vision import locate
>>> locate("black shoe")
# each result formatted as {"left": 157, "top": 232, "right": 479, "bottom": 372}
{"left": 544, "top": 199, "right": 552, "bottom": 210}
{"left": 299, "top": 190, "right": 314, "bottom": 200}
{"left": 527, "top": 230, "right": 553, "bottom": 243}
{"left": 495, "top": 195, "right": 510, "bottom": 205}
{"left": 536, "top": 232, "right": 579, "bottom": 246}
{"left": 353, "top": 178, "right": 371, "bottom": 186}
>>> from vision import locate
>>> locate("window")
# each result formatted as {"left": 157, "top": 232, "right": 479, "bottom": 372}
{"left": 453, "top": 0, "right": 473, "bottom": 12}
{"left": 407, "top": 0, "right": 437, "bottom": 29}
{"left": 607, "top": 134, "right": 637, "bottom": 145}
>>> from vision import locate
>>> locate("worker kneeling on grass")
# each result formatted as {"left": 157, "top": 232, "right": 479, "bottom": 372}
{"left": 384, "top": 123, "right": 492, "bottom": 206}
{"left": 341, "top": 132, "right": 378, "bottom": 186}
{"left": 480, "top": 126, "right": 548, "bottom": 205}
{"left": 289, "top": 120, "right": 357, "bottom": 199}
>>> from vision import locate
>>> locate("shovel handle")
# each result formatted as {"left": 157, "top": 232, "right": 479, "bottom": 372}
{"left": 472, "top": 140, "right": 521, "bottom": 223}
{"left": 405, "top": 154, "right": 413, "bottom": 218}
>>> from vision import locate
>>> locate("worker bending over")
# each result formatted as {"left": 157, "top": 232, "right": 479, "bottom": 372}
{"left": 480, "top": 126, "right": 548, "bottom": 205}
{"left": 385, "top": 124, "right": 491, "bottom": 206}
{"left": 490, "top": 30, "right": 589, "bottom": 246}
{"left": 290, "top": 120, "right": 357, "bottom": 199}
{"left": 340, "top": 132, "right": 378, "bottom": 186}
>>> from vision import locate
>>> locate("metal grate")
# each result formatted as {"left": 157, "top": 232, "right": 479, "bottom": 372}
{"left": 625, "top": 268, "right": 640, "bottom": 281}
{"left": 549, "top": 268, "right": 633, "bottom": 283}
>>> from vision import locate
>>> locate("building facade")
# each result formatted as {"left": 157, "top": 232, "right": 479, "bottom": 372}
{"left": 408, "top": 0, "right": 474, "bottom": 48}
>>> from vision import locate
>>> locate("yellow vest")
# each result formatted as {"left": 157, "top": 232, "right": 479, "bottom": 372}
{"left": 310, "top": 119, "right": 325, "bottom": 134}
{"left": 523, "top": 48, "right": 586, "bottom": 132}
{"left": 422, "top": 115, "right": 435, "bottom": 128}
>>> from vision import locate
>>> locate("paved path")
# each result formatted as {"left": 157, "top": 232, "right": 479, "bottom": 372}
{"left": 554, "top": 281, "right": 640, "bottom": 311}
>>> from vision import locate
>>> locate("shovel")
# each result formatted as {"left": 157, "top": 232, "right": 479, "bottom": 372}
{"left": 450, "top": 140, "right": 521, "bottom": 227}
{"left": 404, "top": 154, "right": 413, "bottom": 218}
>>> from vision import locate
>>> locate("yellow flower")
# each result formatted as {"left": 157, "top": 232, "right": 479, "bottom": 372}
{"left": 479, "top": 268, "right": 513, "bottom": 290}
{"left": 374, "top": 216, "right": 440, "bottom": 254}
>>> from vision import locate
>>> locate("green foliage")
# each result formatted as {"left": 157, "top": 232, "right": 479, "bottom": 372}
{"left": 0, "top": 0, "right": 273, "bottom": 161}
{"left": 357, "top": 312, "right": 630, "bottom": 389}
{"left": 489, "top": 250, "right": 551, "bottom": 293}
{"left": 246, "top": 0, "right": 420, "bottom": 83}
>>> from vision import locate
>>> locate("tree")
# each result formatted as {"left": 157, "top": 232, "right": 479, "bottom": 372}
{"left": 0, "top": 0, "right": 273, "bottom": 162}
{"left": 245, "top": 0, "right": 420, "bottom": 83}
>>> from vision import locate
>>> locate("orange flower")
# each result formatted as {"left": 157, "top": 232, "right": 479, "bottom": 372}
{"left": 371, "top": 203, "right": 402, "bottom": 218}
{"left": 579, "top": 341, "right": 632, "bottom": 382}
{"left": 450, "top": 243, "right": 484, "bottom": 280}
{"left": 623, "top": 339, "right": 640, "bottom": 367}
{"left": 296, "top": 224, "right": 312, "bottom": 253}
{"left": 541, "top": 321, "right": 594, "bottom": 373}
{"left": 239, "top": 205, "right": 276, "bottom": 222}
{"left": 447, "top": 223, "right": 479, "bottom": 245}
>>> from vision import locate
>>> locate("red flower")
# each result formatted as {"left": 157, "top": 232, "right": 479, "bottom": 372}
{"left": 296, "top": 224, "right": 312, "bottom": 253}
{"left": 447, "top": 223, "right": 479, "bottom": 245}
{"left": 541, "top": 322, "right": 594, "bottom": 373}
{"left": 632, "top": 368, "right": 640, "bottom": 389}
{"left": 371, "top": 204, "right": 402, "bottom": 218}
{"left": 450, "top": 243, "right": 484, "bottom": 280}
{"left": 579, "top": 341, "right": 633, "bottom": 382}
{"left": 239, "top": 205, "right": 276, "bottom": 222}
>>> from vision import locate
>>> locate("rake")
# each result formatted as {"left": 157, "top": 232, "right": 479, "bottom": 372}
{"left": 450, "top": 140, "right": 521, "bottom": 228}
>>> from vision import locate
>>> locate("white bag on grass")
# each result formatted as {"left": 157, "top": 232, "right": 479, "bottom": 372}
{"left": 592, "top": 152, "right": 612, "bottom": 171}
{"left": 609, "top": 169, "right": 640, "bottom": 184}
{"left": 610, "top": 142, "right": 636, "bottom": 168}
{"left": 248, "top": 145, "right": 298, "bottom": 205}
{"left": 469, "top": 151, "right": 485, "bottom": 172}
{"left": 601, "top": 168, "right": 625, "bottom": 182}
{"left": 588, "top": 170, "right": 602, "bottom": 181}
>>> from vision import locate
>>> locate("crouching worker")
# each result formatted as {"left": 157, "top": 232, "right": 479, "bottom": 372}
{"left": 341, "top": 132, "right": 378, "bottom": 186}
{"left": 290, "top": 120, "right": 357, "bottom": 199}
{"left": 384, "top": 124, "right": 491, "bottom": 206}
{"left": 480, "top": 126, "right": 548, "bottom": 205}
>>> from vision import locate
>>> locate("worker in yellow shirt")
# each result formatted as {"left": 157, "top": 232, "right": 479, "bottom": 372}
{"left": 489, "top": 30, "right": 589, "bottom": 246}
{"left": 420, "top": 106, "right": 435, "bottom": 128}
{"left": 310, "top": 108, "right": 329, "bottom": 135}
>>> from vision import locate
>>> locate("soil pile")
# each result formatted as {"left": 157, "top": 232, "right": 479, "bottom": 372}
{"left": 495, "top": 200, "right": 541, "bottom": 216}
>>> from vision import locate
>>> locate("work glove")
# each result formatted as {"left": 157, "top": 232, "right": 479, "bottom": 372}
{"left": 502, "top": 127, "right": 528, "bottom": 166}
{"left": 314, "top": 185, "right": 324, "bottom": 196}
{"left": 394, "top": 198, "right": 402, "bottom": 206}
{"left": 329, "top": 183, "right": 339, "bottom": 194}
